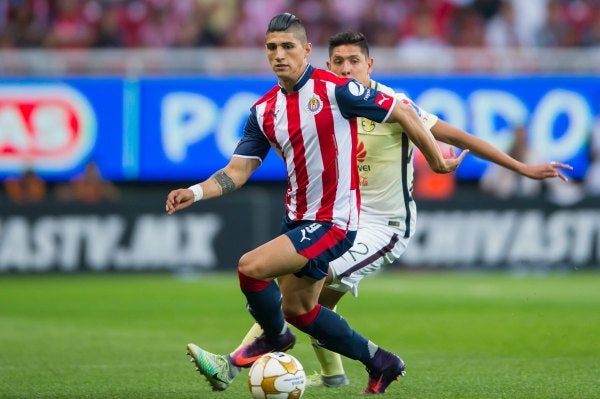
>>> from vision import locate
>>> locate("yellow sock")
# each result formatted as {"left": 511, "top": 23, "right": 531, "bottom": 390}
{"left": 233, "top": 322, "right": 264, "bottom": 352}
{"left": 311, "top": 337, "right": 345, "bottom": 377}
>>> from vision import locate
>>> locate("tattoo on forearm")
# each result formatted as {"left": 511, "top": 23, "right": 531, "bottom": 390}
{"left": 212, "top": 170, "right": 236, "bottom": 195}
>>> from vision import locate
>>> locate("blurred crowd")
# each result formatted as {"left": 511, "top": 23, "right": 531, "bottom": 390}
{"left": 4, "top": 162, "right": 120, "bottom": 204}
{"left": 1, "top": 0, "right": 599, "bottom": 49}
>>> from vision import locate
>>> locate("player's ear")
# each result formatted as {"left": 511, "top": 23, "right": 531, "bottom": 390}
{"left": 367, "top": 57, "right": 374, "bottom": 74}
{"left": 304, "top": 42, "right": 312, "bottom": 58}
{"left": 326, "top": 60, "right": 331, "bottom": 71}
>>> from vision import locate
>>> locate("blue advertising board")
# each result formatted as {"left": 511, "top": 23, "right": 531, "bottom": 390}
{"left": 0, "top": 75, "right": 597, "bottom": 182}
{"left": 380, "top": 75, "right": 597, "bottom": 180}
{"left": 136, "top": 76, "right": 285, "bottom": 181}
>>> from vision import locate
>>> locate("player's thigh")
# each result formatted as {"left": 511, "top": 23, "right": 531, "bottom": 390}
{"left": 278, "top": 274, "right": 325, "bottom": 316}
{"left": 239, "top": 234, "right": 309, "bottom": 279}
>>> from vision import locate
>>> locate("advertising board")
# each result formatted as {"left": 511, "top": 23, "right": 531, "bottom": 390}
{"left": 0, "top": 75, "right": 597, "bottom": 182}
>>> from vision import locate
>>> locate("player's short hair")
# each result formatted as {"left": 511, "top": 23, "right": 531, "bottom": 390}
{"left": 328, "top": 31, "right": 370, "bottom": 58}
{"left": 266, "top": 13, "right": 307, "bottom": 43}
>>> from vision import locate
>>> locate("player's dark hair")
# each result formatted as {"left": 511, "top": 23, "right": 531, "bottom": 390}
{"left": 328, "top": 31, "right": 370, "bottom": 58}
{"left": 266, "top": 13, "right": 307, "bottom": 43}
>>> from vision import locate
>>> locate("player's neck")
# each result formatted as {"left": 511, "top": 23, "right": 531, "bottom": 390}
{"left": 279, "top": 64, "right": 310, "bottom": 93}
{"left": 279, "top": 77, "right": 296, "bottom": 93}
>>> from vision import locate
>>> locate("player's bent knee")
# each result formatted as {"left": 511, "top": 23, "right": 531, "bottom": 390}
{"left": 238, "top": 252, "right": 267, "bottom": 280}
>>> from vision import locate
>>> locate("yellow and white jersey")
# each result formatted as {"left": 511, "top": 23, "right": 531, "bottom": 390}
{"left": 357, "top": 80, "right": 438, "bottom": 237}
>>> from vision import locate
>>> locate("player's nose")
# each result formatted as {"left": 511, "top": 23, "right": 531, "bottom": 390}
{"left": 342, "top": 62, "right": 353, "bottom": 75}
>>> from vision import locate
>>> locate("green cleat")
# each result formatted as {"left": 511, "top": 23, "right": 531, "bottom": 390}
{"left": 186, "top": 343, "right": 240, "bottom": 391}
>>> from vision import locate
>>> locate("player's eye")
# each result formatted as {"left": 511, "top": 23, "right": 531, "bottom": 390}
{"left": 266, "top": 43, "right": 276, "bottom": 50}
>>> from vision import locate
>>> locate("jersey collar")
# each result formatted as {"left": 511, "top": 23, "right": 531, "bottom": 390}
{"left": 280, "top": 64, "right": 314, "bottom": 94}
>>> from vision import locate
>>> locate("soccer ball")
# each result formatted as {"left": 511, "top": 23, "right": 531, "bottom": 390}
{"left": 248, "top": 352, "right": 306, "bottom": 399}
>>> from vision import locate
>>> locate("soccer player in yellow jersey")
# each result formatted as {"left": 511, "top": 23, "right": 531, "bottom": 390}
{"left": 187, "top": 31, "right": 573, "bottom": 392}
{"left": 307, "top": 30, "right": 572, "bottom": 387}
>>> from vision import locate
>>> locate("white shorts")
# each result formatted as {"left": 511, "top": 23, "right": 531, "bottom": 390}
{"left": 327, "top": 216, "right": 410, "bottom": 297}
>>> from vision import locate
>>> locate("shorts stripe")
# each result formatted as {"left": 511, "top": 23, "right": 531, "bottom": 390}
{"left": 298, "top": 225, "right": 346, "bottom": 259}
{"left": 401, "top": 133, "right": 412, "bottom": 238}
{"left": 339, "top": 233, "right": 400, "bottom": 278}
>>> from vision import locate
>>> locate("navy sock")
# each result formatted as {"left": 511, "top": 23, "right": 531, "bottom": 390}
{"left": 238, "top": 272, "right": 285, "bottom": 337}
{"left": 287, "top": 305, "right": 374, "bottom": 363}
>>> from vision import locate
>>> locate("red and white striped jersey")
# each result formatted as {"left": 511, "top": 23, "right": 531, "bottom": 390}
{"left": 234, "top": 65, "right": 396, "bottom": 231}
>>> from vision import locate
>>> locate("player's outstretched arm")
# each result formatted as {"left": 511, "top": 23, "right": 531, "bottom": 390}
{"left": 165, "top": 157, "right": 260, "bottom": 215}
{"left": 431, "top": 120, "right": 573, "bottom": 181}
{"left": 388, "top": 101, "right": 468, "bottom": 173}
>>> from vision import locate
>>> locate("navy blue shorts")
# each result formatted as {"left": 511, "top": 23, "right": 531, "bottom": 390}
{"left": 281, "top": 216, "right": 357, "bottom": 280}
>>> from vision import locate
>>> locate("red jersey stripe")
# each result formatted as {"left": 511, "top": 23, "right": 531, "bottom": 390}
{"left": 313, "top": 79, "right": 336, "bottom": 221}
{"left": 310, "top": 68, "right": 349, "bottom": 85}
{"left": 262, "top": 93, "right": 278, "bottom": 143}
{"left": 286, "top": 92, "right": 308, "bottom": 219}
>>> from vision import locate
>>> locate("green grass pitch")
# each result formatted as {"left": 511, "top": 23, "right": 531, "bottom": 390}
{"left": 1, "top": 271, "right": 599, "bottom": 398}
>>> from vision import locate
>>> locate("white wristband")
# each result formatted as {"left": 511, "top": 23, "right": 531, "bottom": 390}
{"left": 188, "top": 184, "right": 204, "bottom": 202}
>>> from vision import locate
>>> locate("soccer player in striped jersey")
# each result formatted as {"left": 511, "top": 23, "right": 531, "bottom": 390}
{"left": 179, "top": 27, "right": 573, "bottom": 394}
{"left": 166, "top": 13, "right": 466, "bottom": 395}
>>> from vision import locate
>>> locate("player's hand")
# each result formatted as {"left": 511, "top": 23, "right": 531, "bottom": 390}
{"left": 522, "top": 162, "right": 573, "bottom": 182}
{"left": 435, "top": 147, "right": 470, "bottom": 174}
{"left": 165, "top": 188, "right": 194, "bottom": 215}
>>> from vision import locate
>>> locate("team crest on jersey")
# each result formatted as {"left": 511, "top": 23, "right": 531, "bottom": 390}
{"left": 306, "top": 95, "right": 323, "bottom": 114}
{"left": 361, "top": 118, "right": 376, "bottom": 132}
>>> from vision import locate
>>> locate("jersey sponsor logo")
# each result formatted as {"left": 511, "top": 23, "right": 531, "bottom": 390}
{"left": 376, "top": 93, "right": 393, "bottom": 108}
{"left": 356, "top": 140, "right": 367, "bottom": 163}
{"left": 348, "top": 81, "right": 365, "bottom": 97}
{"left": 306, "top": 95, "right": 323, "bottom": 114}
{"left": 360, "top": 118, "right": 376, "bottom": 132}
